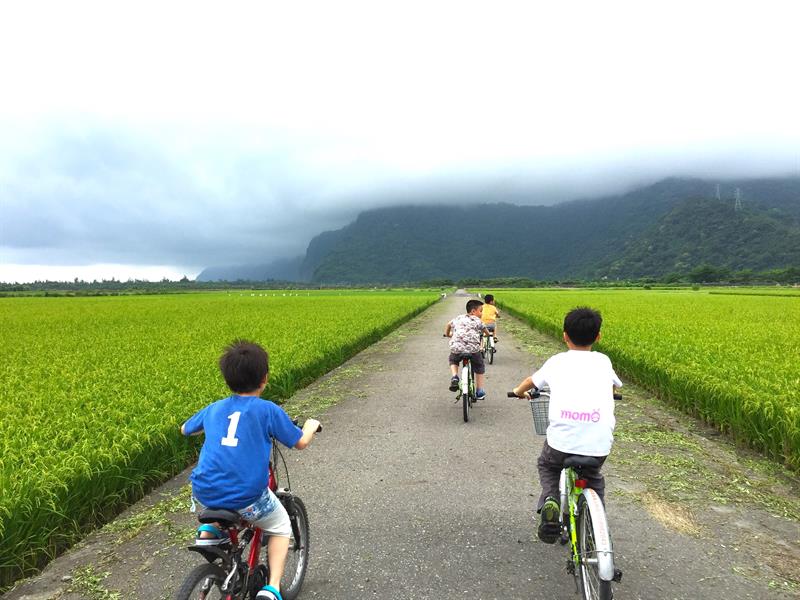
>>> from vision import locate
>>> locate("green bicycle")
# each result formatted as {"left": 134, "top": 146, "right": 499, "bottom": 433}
{"left": 509, "top": 388, "right": 623, "bottom": 600}
{"left": 480, "top": 330, "right": 496, "bottom": 364}
{"left": 455, "top": 353, "right": 476, "bottom": 422}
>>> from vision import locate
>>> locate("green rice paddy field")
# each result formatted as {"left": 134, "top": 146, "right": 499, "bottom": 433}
{"left": 0, "top": 290, "right": 438, "bottom": 588}
{"left": 498, "top": 288, "right": 800, "bottom": 471}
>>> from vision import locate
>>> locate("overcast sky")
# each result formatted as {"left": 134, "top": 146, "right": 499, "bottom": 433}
{"left": 1, "top": 1, "right": 798, "bottom": 282}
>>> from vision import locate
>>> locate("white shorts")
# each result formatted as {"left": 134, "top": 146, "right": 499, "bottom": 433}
{"left": 195, "top": 488, "right": 292, "bottom": 538}
{"left": 237, "top": 488, "right": 292, "bottom": 537}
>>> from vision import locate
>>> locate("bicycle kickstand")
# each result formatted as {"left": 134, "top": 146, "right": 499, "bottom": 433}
{"left": 566, "top": 559, "right": 579, "bottom": 592}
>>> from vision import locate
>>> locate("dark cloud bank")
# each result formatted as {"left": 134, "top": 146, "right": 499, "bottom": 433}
{"left": 1, "top": 127, "right": 797, "bottom": 277}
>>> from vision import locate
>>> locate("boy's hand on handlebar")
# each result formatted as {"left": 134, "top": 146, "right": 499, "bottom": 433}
{"left": 303, "top": 418, "right": 322, "bottom": 433}
{"left": 294, "top": 418, "right": 321, "bottom": 449}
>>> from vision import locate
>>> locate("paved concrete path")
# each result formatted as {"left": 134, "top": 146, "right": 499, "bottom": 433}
{"left": 293, "top": 292, "right": 549, "bottom": 599}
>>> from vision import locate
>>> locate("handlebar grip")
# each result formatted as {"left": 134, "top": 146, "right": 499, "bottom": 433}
{"left": 507, "top": 390, "right": 541, "bottom": 398}
{"left": 292, "top": 419, "right": 323, "bottom": 433}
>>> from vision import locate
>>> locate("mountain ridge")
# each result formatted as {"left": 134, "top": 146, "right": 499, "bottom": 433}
{"left": 196, "top": 176, "right": 800, "bottom": 283}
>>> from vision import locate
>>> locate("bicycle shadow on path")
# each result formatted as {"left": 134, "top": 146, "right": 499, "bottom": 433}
{"left": 5, "top": 292, "right": 799, "bottom": 600}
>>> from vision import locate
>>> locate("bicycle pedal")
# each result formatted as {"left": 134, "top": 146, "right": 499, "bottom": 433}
{"left": 613, "top": 568, "right": 623, "bottom": 582}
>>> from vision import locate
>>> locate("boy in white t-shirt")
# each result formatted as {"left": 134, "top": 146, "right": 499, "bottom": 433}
{"left": 511, "top": 307, "right": 622, "bottom": 543}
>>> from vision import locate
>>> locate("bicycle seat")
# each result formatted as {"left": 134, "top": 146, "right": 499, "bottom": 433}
{"left": 198, "top": 508, "right": 242, "bottom": 527}
{"left": 563, "top": 456, "right": 603, "bottom": 470}
{"left": 455, "top": 353, "right": 473, "bottom": 361}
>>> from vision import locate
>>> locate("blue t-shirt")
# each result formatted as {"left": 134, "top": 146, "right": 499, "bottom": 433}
{"left": 183, "top": 395, "right": 303, "bottom": 509}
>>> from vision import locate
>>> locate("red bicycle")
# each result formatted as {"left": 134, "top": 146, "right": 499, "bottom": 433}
{"left": 176, "top": 422, "right": 320, "bottom": 600}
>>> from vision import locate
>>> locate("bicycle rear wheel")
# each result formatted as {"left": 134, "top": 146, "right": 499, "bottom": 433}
{"left": 279, "top": 495, "right": 311, "bottom": 600}
{"left": 175, "top": 563, "right": 227, "bottom": 600}
{"left": 577, "top": 494, "right": 613, "bottom": 600}
{"left": 461, "top": 365, "right": 470, "bottom": 422}
{"left": 488, "top": 339, "right": 495, "bottom": 364}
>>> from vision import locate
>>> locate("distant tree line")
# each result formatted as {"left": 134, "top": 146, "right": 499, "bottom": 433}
{"left": 0, "top": 278, "right": 321, "bottom": 296}
{"left": 437, "top": 265, "right": 800, "bottom": 288}
{"left": 1, "top": 265, "right": 797, "bottom": 297}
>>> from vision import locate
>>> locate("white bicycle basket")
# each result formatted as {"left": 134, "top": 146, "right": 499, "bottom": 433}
{"left": 529, "top": 394, "right": 550, "bottom": 435}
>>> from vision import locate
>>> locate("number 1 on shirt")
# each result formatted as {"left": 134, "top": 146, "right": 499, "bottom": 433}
{"left": 221, "top": 411, "right": 241, "bottom": 447}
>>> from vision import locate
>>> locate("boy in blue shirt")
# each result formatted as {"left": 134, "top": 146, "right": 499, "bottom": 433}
{"left": 182, "top": 340, "right": 320, "bottom": 600}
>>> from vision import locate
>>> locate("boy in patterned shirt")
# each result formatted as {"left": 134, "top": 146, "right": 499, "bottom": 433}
{"left": 444, "top": 299, "right": 489, "bottom": 399}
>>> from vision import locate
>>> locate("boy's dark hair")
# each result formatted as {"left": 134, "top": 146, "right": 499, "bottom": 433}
{"left": 484, "top": 294, "right": 494, "bottom": 303}
{"left": 466, "top": 299, "right": 484, "bottom": 313}
{"left": 563, "top": 307, "right": 602, "bottom": 346}
{"left": 219, "top": 340, "right": 269, "bottom": 393}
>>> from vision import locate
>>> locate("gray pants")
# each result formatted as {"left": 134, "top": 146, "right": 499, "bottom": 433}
{"left": 536, "top": 440, "right": 607, "bottom": 511}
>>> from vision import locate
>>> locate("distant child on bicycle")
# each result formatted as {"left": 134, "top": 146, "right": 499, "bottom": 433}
{"left": 181, "top": 340, "right": 321, "bottom": 600}
{"left": 445, "top": 299, "right": 489, "bottom": 399}
{"left": 481, "top": 294, "right": 501, "bottom": 341}
{"left": 511, "top": 307, "right": 621, "bottom": 543}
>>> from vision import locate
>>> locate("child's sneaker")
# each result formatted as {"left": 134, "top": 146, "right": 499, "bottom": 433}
{"left": 449, "top": 376, "right": 460, "bottom": 392}
{"left": 537, "top": 497, "right": 560, "bottom": 544}
{"left": 476, "top": 389, "right": 487, "bottom": 400}
{"left": 194, "top": 524, "right": 229, "bottom": 546}
{"left": 256, "top": 585, "right": 283, "bottom": 600}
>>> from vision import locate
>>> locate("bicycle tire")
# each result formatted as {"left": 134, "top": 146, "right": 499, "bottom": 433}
{"left": 488, "top": 341, "right": 494, "bottom": 364}
{"left": 279, "top": 495, "right": 311, "bottom": 600}
{"left": 175, "top": 563, "right": 227, "bottom": 600}
{"left": 461, "top": 365, "right": 470, "bottom": 422}
{"left": 577, "top": 494, "right": 613, "bottom": 600}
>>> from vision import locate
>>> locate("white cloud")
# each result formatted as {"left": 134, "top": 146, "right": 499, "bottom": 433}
{"left": 1, "top": 1, "right": 799, "bottom": 281}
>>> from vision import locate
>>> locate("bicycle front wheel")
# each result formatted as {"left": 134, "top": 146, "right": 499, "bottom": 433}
{"left": 175, "top": 563, "right": 227, "bottom": 600}
{"left": 280, "top": 495, "right": 311, "bottom": 600}
{"left": 577, "top": 493, "right": 613, "bottom": 600}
